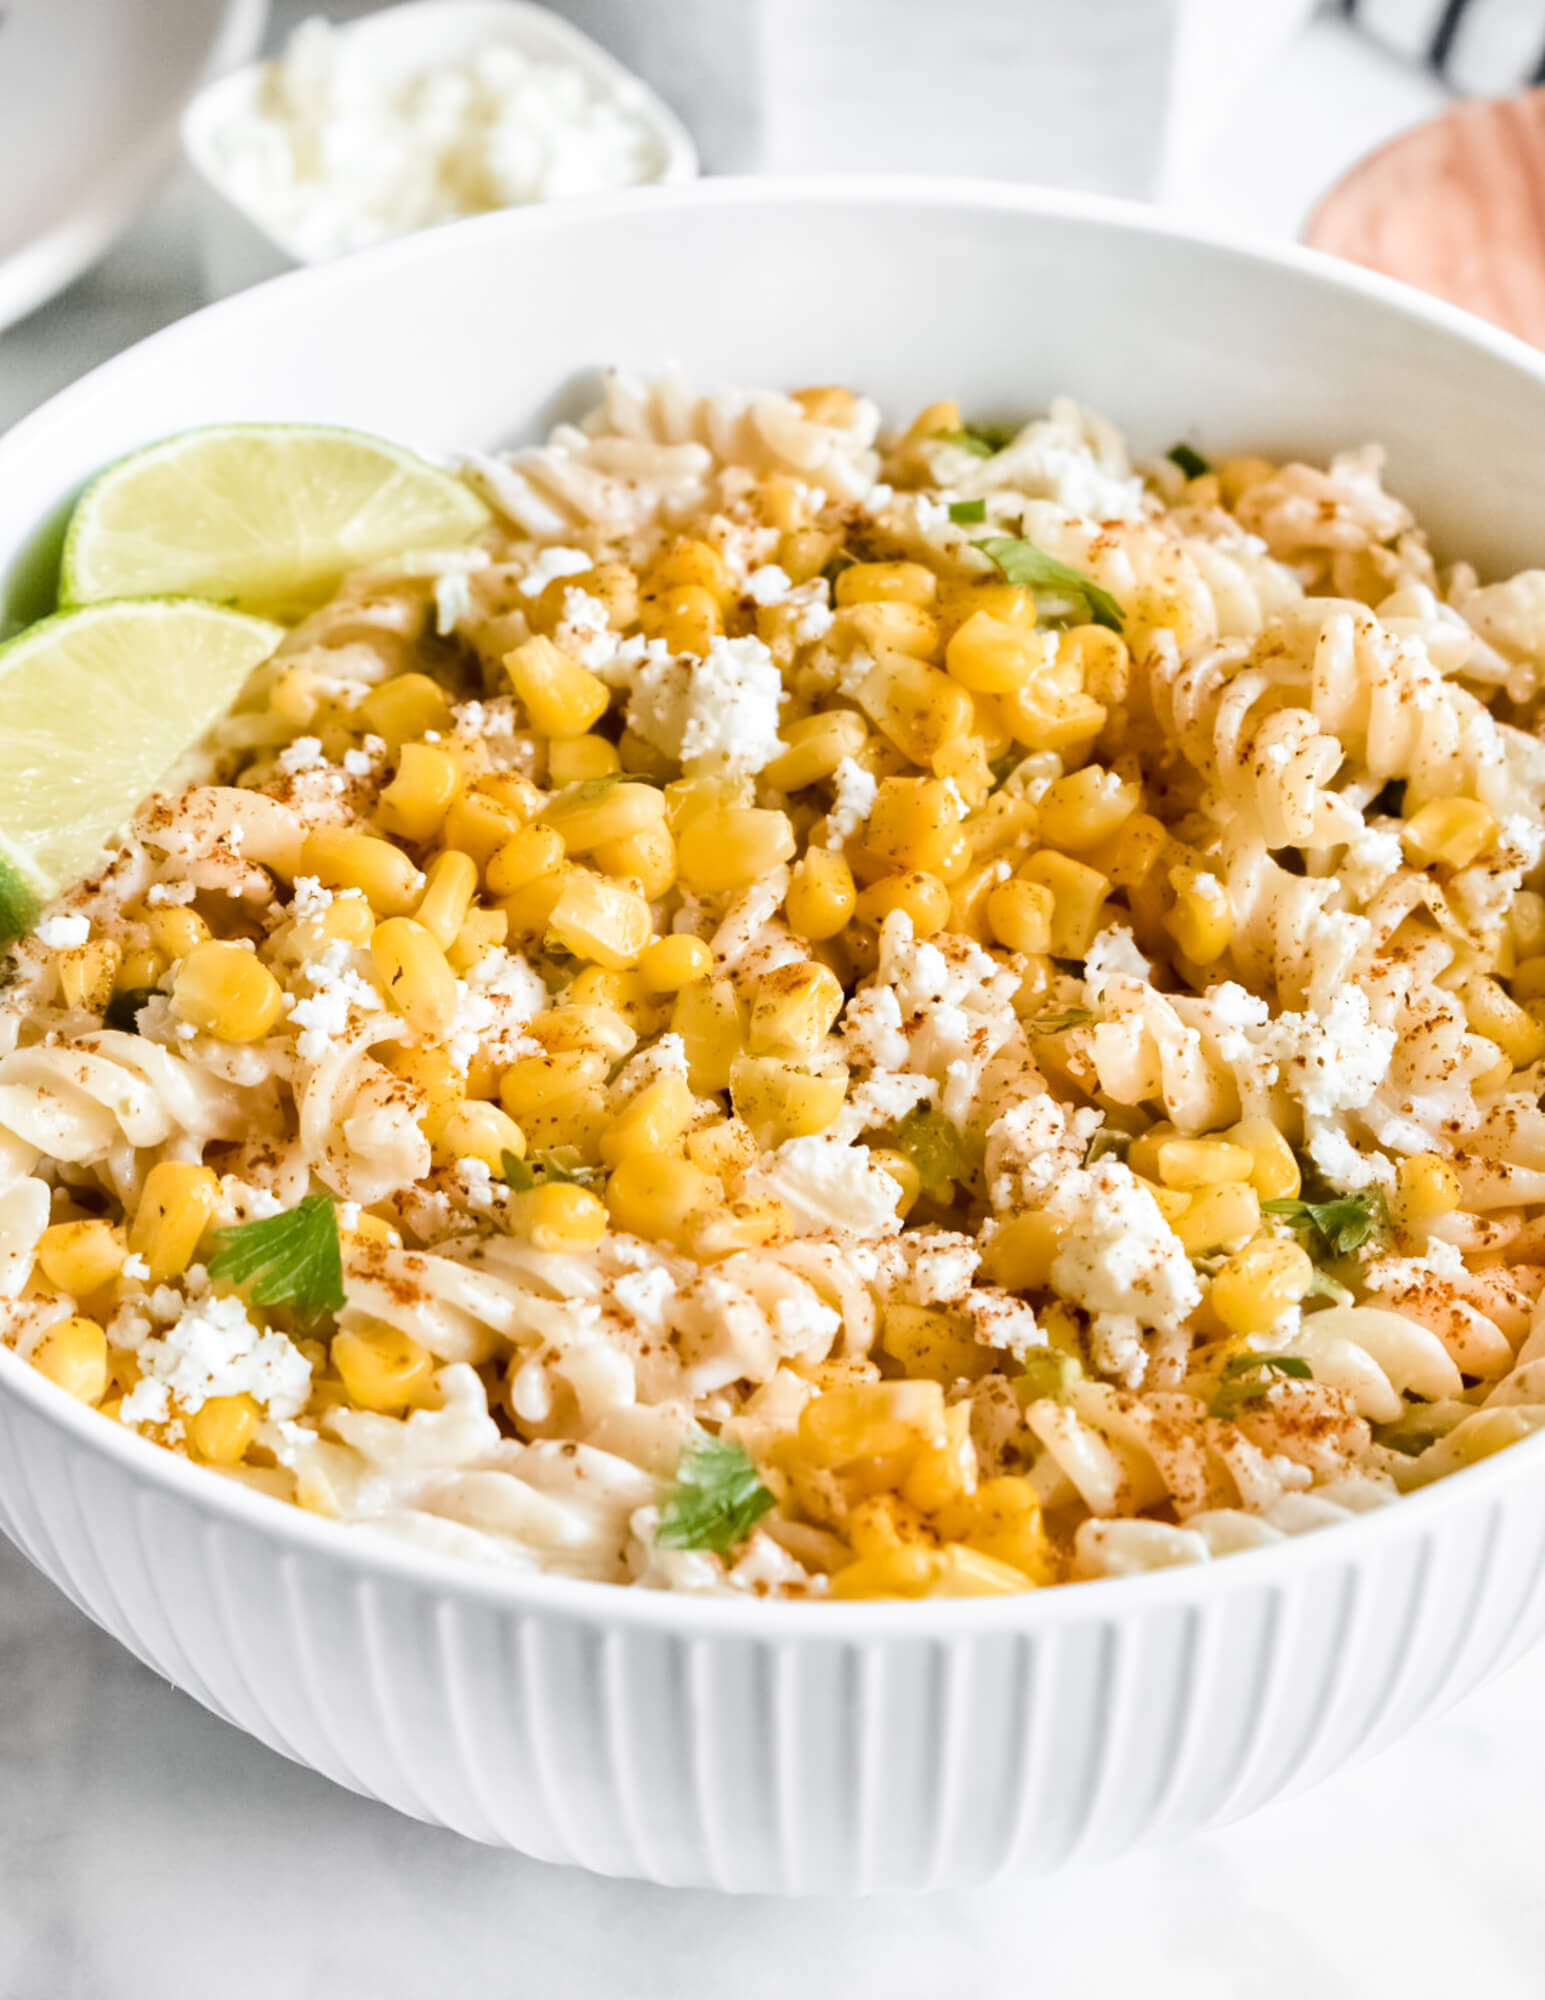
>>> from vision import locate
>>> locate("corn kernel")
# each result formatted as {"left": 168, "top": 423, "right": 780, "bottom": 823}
{"left": 187, "top": 1392, "right": 261, "bottom": 1466}
{"left": 370, "top": 917, "right": 458, "bottom": 1037}
{"left": 30, "top": 1315, "right": 108, "bottom": 1404}
{"left": 506, "top": 1181, "right": 607, "bottom": 1252}
{"left": 764, "top": 710, "right": 869, "bottom": 793}
{"left": 749, "top": 961, "right": 845, "bottom": 1057}
{"left": 685, "top": 1117, "right": 759, "bottom": 1181}
{"left": 1088, "top": 811, "right": 1167, "bottom": 890}
{"left": 677, "top": 807, "right": 796, "bottom": 893}
{"left": 881, "top": 1303, "right": 991, "bottom": 1383}
{"left": 644, "top": 537, "right": 732, "bottom": 606}
{"left": 936, "top": 1476, "right": 1053, "bottom": 1583}
{"left": 606, "top": 1156, "right": 717, "bottom": 1247}
{"left": 986, "top": 878, "right": 1054, "bottom": 956}
{"left": 447, "top": 906, "right": 507, "bottom": 975}
{"left": 601, "top": 1072, "right": 695, "bottom": 1166}
{"left": 144, "top": 907, "right": 211, "bottom": 959}
{"left": 1209, "top": 1237, "right": 1315, "bottom": 1336}
{"left": 1000, "top": 674, "right": 1106, "bottom": 755}
{"left": 430, "top": 1099, "right": 527, "bottom": 1171}
{"left": 866, "top": 776, "right": 962, "bottom": 874}
{"left": 542, "top": 780, "right": 666, "bottom": 853}
{"left": 1038, "top": 766, "right": 1140, "bottom": 852}
{"left": 730, "top": 1055, "right": 847, "bottom": 1144}
{"left": 1225, "top": 1117, "right": 1301, "bottom": 1200}
{"left": 497, "top": 871, "right": 569, "bottom": 941}
{"left": 504, "top": 635, "right": 610, "bottom": 737}
{"left": 300, "top": 826, "right": 423, "bottom": 915}
{"left": 639, "top": 933, "right": 712, "bottom": 993}
{"left": 431, "top": 793, "right": 514, "bottom": 871}
{"left": 358, "top": 673, "right": 453, "bottom": 749}
{"left": 375, "top": 741, "right": 460, "bottom": 844}
{"left": 332, "top": 1324, "right": 436, "bottom": 1414}
{"left": 1166, "top": 866, "right": 1233, "bottom": 965}
{"left": 547, "top": 872, "right": 651, "bottom": 969}
{"left": 548, "top": 734, "right": 621, "bottom": 786}
{"left": 856, "top": 871, "right": 951, "bottom": 935}
{"left": 869, "top": 1147, "right": 922, "bottom": 1217}
{"left": 1464, "top": 974, "right": 1545, "bottom": 1068}
{"left": 839, "top": 601, "right": 943, "bottom": 662}
{"left": 672, "top": 978, "right": 747, "bottom": 1093}
{"left": 779, "top": 528, "right": 841, "bottom": 585}
{"left": 786, "top": 849, "right": 857, "bottom": 941}
{"left": 1017, "top": 851, "right": 1110, "bottom": 958}
{"left": 856, "top": 651, "right": 976, "bottom": 765}
{"left": 827, "top": 1547, "right": 945, "bottom": 1600}
{"left": 982, "top": 1211, "right": 1063, "bottom": 1291}
{"left": 1060, "top": 625, "right": 1132, "bottom": 707}
{"left": 130, "top": 1162, "right": 219, "bottom": 1282}
{"left": 486, "top": 823, "right": 566, "bottom": 899}
{"left": 413, "top": 850, "right": 478, "bottom": 948}
{"left": 1156, "top": 1137, "right": 1255, "bottom": 1190}
{"left": 318, "top": 893, "right": 375, "bottom": 947}
{"left": 591, "top": 823, "right": 677, "bottom": 898}
{"left": 798, "top": 1380, "right": 947, "bottom": 1467}
{"left": 115, "top": 946, "right": 170, "bottom": 994}
{"left": 836, "top": 561, "right": 937, "bottom": 609}
{"left": 1391, "top": 1151, "right": 1462, "bottom": 1228}
{"left": 57, "top": 939, "right": 122, "bottom": 1014}
{"left": 1173, "top": 1180, "right": 1261, "bottom": 1255}
{"left": 1404, "top": 796, "right": 1497, "bottom": 869}
{"left": 36, "top": 1219, "right": 126, "bottom": 1296}
{"left": 172, "top": 942, "right": 285, "bottom": 1043}
{"left": 945, "top": 613, "right": 1052, "bottom": 693}
{"left": 499, "top": 1049, "right": 607, "bottom": 1119}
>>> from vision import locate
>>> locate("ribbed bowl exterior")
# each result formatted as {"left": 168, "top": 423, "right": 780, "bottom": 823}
{"left": 4, "top": 1362, "right": 1543, "bottom": 1892}
{"left": 10, "top": 182, "right": 1545, "bottom": 1891}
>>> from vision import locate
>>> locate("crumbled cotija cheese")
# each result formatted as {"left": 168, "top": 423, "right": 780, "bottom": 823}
{"left": 626, "top": 634, "right": 784, "bottom": 779}
{"left": 119, "top": 1291, "right": 312, "bottom": 1428}
{"left": 35, "top": 914, "right": 89, "bottom": 949}
{"left": 207, "top": 16, "right": 669, "bottom": 263}
{"left": 747, "top": 1135, "right": 902, "bottom": 1238}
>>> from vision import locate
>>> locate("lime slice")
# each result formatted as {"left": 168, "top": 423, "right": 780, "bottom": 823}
{"left": 0, "top": 598, "right": 283, "bottom": 940}
{"left": 61, "top": 423, "right": 490, "bottom": 620}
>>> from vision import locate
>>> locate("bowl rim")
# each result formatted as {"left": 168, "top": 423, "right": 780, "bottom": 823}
{"left": 4, "top": 172, "right": 1545, "bottom": 1636}
{"left": 178, "top": 0, "right": 700, "bottom": 268}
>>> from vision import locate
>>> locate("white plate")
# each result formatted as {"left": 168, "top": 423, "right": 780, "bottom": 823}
{"left": 0, "top": 0, "right": 268, "bottom": 332}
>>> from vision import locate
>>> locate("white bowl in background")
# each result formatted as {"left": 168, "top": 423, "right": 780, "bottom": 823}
{"left": 0, "top": 0, "right": 267, "bottom": 331}
{"left": 180, "top": 0, "right": 699, "bottom": 298}
{"left": 3, "top": 181, "right": 1545, "bottom": 1892}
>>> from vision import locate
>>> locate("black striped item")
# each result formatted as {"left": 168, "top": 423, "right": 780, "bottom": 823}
{"left": 1342, "top": 0, "right": 1545, "bottom": 91}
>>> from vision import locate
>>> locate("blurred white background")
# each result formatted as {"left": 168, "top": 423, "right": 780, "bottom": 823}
{"left": 3, "top": 5, "right": 1543, "bottom": 1997}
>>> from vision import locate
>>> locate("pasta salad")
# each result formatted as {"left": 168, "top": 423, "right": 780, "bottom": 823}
{"left": 5, "top": 372, "right": 1545, "bottom": 1599}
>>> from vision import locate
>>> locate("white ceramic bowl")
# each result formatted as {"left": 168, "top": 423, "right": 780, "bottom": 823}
{"left": 5, "top": 181, "right": 1545, "bottom": 1893}
{"left": 180, "top": 0, "right": 699, "bottom": 299}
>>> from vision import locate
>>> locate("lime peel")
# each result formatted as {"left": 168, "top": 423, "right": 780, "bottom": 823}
{"left": 61, "top": 421, "right": 490, "bottom": 620}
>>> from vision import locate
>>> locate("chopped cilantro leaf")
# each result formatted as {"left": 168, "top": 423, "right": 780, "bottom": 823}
{"left": 1029, "top": 1005, "right": 1094, "bottom": 1035}
{"left": 500, "top": 1148, "right": 603, "bottom": 1192}
{"left": 1082, "top": 1129, "right": 1130, "bottom": 1167}
{"left": 1167, "top": 442, "right": 1211, "bottom": 480}
{"left": 1261, "top": 1191, "right": 1389, "bottom": 1259}
{"left": 973, "top": 536, "right": 1124, "bottom": 633}
{"left": 931, "top": 426, "right": 1000, "bottom": 458}
{"left": 103, "top": 987, "right": 155, "bottom": 1034}
{"left": 1209, "top": 1351, "right": 1313, "bottom": 1418}
{"left": 1017, "top": 1350, "right": 1082, "bottom": 1402}
{"left": 948, "top": 498, "right": 987, "bottom": 524}
{"left": 207, "top": 1195, "right": 345, "bottom": 1316}
{"left": 877, "top": 1106, "right": 979, "bottom": 1201}
{"left": 655, "top": 1432, "right": 775, "bottom": 1553}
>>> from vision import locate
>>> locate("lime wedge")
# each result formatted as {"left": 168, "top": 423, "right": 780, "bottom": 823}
{"left": 61, "top": 423, "right": 490, "bottom": 620}
{"left": 0, "top": 598, "right": 283, "bottom": 940}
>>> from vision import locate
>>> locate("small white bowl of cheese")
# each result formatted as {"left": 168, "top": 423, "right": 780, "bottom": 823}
{"left": 181, "top": 0, "right": 698, "bottom": 296}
